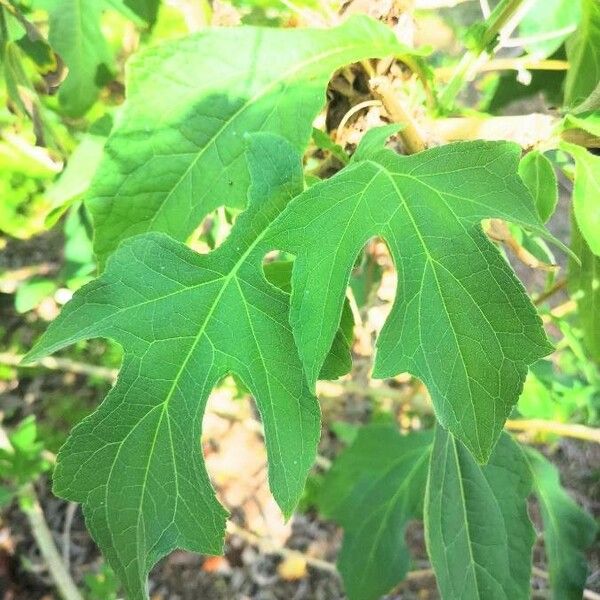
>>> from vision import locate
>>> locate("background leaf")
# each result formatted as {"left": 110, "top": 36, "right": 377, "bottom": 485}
{"left": 39, "top": 0, "right": 114, "bottom": 117}
{"left": 565, "top": 0, "right": 600, "bottom": 107}
{"left": 570, "top": 214, "right": 600, "bottom": 361}
{"left": 519, "top": 150, "right": 558, "bottom": 223}
{"left": 561, "top": 141, "right": 600, "bottom": 256}
{"left": 425, "top": 426, "right": 535, "bottom": 600}
{"left": 525, "top": 447, "right": 598, "bottom": 599}
{"left": 518, "top": 0, "right": 580, "bottom": 58}
{"left": 318, "top": 424, "right": 432, "bottom": 600}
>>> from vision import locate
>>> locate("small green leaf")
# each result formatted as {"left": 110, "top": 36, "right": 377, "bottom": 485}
{"left": 519, "top": 151, "right": 558, "bottom": 223}
{"left": 518, "top": 0, "right": 580, "bottom": 58}
{"left": 0, "top": 417, "right": 51, "bottom": 485}
{"left": 40, "top": 0, "right": 114, "bottom": 117}
{"left": 319, "top": 424, "right": 432, "bottom": 600}
{"left": 46, "top": 115, "right": 112, "bottom": 227}
{"left": 23, "top": 134, "right": 320, "bottom": 600}
{"left": 525, "top": 447, "right": 598, "bottom": 600}
{"left": 311, "top": 127, "right": 350, "bottom": 164}
{"left": 570, "top": 215, "right": 600, "bottom": 360}
{"left": 88, "top": 16, "right": 415, "bottom": 266}
{"left": 425, "top": 426, "right": 535, "bottom": 600}
{"left": 268, "top": 127, "right": 556, "bottom": 461}
{"left": 561, "top": 141, "right": 600, "bottom": 255}
{"left": 565, "top": 0, "right": 600, "bottom": 107}
{"left": 105, "top": 0, "right": 159, "bottom": 25}
{"left": 15, "top": 279, "right": 57, "bottom": 313}
{"left": 0, "top": 486, "right": 13, "bottom": 508}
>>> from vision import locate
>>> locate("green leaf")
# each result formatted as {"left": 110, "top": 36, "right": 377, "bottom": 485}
{"left": 0, "top": 486, "right": 13, "bottom": 508}
{"left": 40, "top": 0, "right": 114, "bottom": 117}
{"left": 15, "top": 279, "right": 57, "bottom": 313}
{"left": 525, "top": 447, "right": 598, "bottom": 600}
{"left": 311, "top": 127, "right": 350, "bottom": 164}
{"left": 267, "top": 126, "right": 555, "bottom": 461}
{"left": 561, "top": 142, "right": 600, "bottom": 255}
{"left": 518, "top": 151, "right": 558, "bottom": 223}
{"left": 105, "top": 0, "right": 159, "bottom": 25}
{"left": 0, "top": 416, "right": 51, "bottom": 486}
{"left": 518, "top": 0, "right": 580, "bottom": 58}
{"left": 565, "top": 0, "right": 600, "bottom": 107}
{"left": 570, "top": 215, "right": 600, "bottom": 360}
{"left": 263, "top": 259, "right": 353, "bottom": 380}
{"left": 425, "top": 426, "right": 535, "bottom": 600}
{"left": 23, "top": 134, "right": 320, "bottom": 600}
{"left": 570, "top": 82, "right": 600, "bottom": 114}
{"left": 45, "top": 114, "right": 112, "bottom": 227}
{"left": 88, "top": 15, "right": 414, "bottom": 267}
{"left": 319, "top": 424, "right": 432, "bottom": 600}
{"left": 562, "top": 111, "right": 600, "bottom": 137}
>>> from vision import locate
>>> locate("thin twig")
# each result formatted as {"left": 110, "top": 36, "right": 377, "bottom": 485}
{"left": 506, "top": 419, "right": 600, "bottom": 444}
{"left": 62, "top": 502, "right": 78, "bottom": 571}
{"left": 534, "top": 278, "right": 567, "bottom": 306}
{"left": 335, "top": 100, "right": 382, "bottom": 144}
{"left": 503, "top": 25, "right": 577, "bottom": 48}
{"left": 0, "top": 352, "right": 118, "bottom": 381}
{"left": 435, "top": 58, "right": 569, "bottom": 80}
{"left": 226, "top": 521, "right": 434, "bottom": 582}
{"left": 21, "top": 484, "right": 84, "bottom": 600}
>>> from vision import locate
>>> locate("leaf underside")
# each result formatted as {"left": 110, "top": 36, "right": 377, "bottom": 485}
{"left": 24, "top": 134, "right": 335, "bottom": 600}
{"left": 267, "top": 126, "right": 554, "bottom": 461}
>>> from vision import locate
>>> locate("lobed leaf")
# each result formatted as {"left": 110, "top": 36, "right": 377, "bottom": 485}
{"left": 23, "top": 134, "right": 322, "bottom": 600}
{"left": 267, "top": 126, "right": 555, "bottom": 461}
{"left": 87, "top": 15, "right": 416, "bottom": 267}
{"left": 425, "top": 426, "right": 535, "bottom": 600}
{"left": 319, "top": 424, "right": 432, "bottom": 600}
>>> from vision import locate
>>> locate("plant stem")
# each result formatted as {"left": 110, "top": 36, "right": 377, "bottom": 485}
{"left": 439, "top": 0, "right": 536, "bottom": 110}
{"left": 506, "top": 419, "right": 600, "bottom": 444}
{"left": 0, "top": 351, "right": 118, "bottom": 380}
{"left": 21, "top": 484, "right": 83, "bottom": 600}
{"left": 435, "top": 58, "right": 569, "bottom": 80}
{"left": 370, "top": 76, "right": 427, "bottom": 153}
